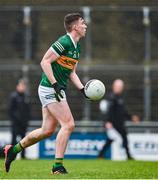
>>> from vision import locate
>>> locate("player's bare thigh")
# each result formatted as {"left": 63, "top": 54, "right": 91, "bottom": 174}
{"left": 47, "top": 101, "right": 75, "bottom": 130}
{"left": 41, "top": 107, "right": 58, "bottom": 135}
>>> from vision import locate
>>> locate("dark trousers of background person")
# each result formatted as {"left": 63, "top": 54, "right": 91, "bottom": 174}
{"left": 98, "top": 126, "right": 132, "bottom": 159}
{"left": 11, "top": 126, "right": 27, "bottom": 159}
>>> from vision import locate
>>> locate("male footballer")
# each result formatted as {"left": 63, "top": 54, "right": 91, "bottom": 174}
{"left": 4, "top": 13, "right": 87, "bottom": 174}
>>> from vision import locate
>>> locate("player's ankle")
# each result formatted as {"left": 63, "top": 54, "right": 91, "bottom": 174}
{"left": 12, "top": 142, "right": 24, "bottom": 154}
{"left": 53, "top": 163, "right": 63, "bottom": 168}
{"left": 53, "top": 158, "right": 63, "bottom": 168}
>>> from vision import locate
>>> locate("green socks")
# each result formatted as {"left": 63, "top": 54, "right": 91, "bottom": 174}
{"left": 53, "top": 158, "right": 63, "bottom": 168}
{"left": 12, "top": 143, "right": 24, "bottom": 154}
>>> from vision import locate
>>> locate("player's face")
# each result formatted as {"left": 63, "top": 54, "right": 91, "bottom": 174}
{"left": 74, "top": 18, "right": 87, "bottom": 37}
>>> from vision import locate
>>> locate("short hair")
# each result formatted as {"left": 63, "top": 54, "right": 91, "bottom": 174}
{"left": 16, "top": 78, "right": 26, "bottom": 86}
{"left": 64, "top": 13, "right": 83, "bottom": 32}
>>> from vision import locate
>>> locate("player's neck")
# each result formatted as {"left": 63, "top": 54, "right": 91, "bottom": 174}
{"left": 68, "top": 31, "right": 80, "bottom": 43}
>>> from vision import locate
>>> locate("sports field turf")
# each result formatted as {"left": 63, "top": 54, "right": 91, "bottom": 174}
{"left": 0, "top": 159, "right": 158, "bottom": 179}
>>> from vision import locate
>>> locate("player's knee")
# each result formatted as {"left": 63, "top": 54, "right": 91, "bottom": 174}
{"left": 64, "top": 123, "right": 75, "bottom": 133}
{"left": 62, "top": 123, "right": 75, "bottom": 133}
{"left": 69, "top": 122, "right": 75, "bottom": 132}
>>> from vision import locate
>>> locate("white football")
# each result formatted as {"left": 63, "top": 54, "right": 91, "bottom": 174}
{"left": 84, "top": 79, "right": 105, "bottom": 101}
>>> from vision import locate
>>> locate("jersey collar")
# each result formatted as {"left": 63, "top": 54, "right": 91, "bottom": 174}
{"left": 67, "top": 33, "right": 77, "bottom": 48}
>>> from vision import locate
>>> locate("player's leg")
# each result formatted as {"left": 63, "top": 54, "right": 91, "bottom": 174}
{"left": 98, "top": 137, "right": 113, "bottom": 158}
{"left": 20, "top": 107, "right": 58, "bottom": 148}
{"left": 4, "top": 107, "right": 58, "bottom": 172}
{"left": 20, "top": 129, "right": 27, "bottom": 159}
{"left": 46, "top": 101, "right": 75, "bottom": 174}
{"left": 116, "top": 127, "right": 132, "bottom": 159}
{"left": 11, "top": 125, "right": 17, "bottom": 145}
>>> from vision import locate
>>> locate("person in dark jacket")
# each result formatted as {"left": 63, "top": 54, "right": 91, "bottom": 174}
{"left": 8, "top": 79, "right": 31, "bottom": 159}
{"left": 98, "top": 79, "right": 139, "bottom": 159}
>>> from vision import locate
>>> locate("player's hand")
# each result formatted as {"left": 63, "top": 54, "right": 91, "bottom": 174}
{"left": 80, "top": 88, "right": 90, "bottom": 99}
{"left": 52, "top": 82, "right": 65, "bottom": 102}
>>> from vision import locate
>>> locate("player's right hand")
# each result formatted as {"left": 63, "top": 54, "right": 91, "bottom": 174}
{"left": 52, "top": 82, "right": 65, "bottom": 102}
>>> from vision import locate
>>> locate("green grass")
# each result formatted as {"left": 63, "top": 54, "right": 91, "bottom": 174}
{"left": 0, "top": 159, "right": 158, "bottom": 179}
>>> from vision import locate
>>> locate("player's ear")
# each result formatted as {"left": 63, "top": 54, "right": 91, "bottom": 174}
{"left": 72, "top": 23, "right": 77, "bottom": 31}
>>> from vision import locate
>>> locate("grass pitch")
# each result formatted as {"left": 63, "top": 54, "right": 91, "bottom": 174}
{"left": 0, "top": 159, "right": 158, "bottom": 179}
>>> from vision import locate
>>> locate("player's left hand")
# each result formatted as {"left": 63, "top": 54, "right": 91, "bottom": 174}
{"left": 80, "top": 88, "right": 90, "bottom": 100}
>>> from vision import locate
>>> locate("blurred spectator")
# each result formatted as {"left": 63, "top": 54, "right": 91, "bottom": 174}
{"left": 8, "top": 79, "right": 31, "bottom": 159}
{"left": 98, "top": 79, "right": 140, "bottom": 160}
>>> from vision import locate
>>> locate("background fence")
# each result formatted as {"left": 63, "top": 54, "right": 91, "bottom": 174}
{"left": 1, "top": 5, "right": 158, "bottom": 121}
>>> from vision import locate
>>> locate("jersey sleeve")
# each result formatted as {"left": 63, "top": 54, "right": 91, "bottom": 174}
{"left": 51, "top": 37, "right": 68, "bottom": 56}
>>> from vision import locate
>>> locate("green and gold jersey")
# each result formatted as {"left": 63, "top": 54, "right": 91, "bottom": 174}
{"left": 40, "top": 33, "right": 80, "bottom": 88}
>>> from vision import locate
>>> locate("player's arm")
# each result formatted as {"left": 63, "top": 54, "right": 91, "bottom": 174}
{"left": 40, "top": 47, "right": 58, "bottom": 85}
{"left": 40, "top": 47, "right": 65, "bottom": 101}
{"left": 70, "top": 62, "right": 84, "bottom": 90}
{"left": 41, "top": 37, "right": 67, "bottom": 85}
{"left": 70, "top": 63, "right": 89, "bottom": 98}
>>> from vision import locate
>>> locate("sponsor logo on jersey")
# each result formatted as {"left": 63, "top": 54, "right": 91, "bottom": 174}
{"left": 68, "top": 51, "right": 73, "bottom": 55}
{"left": 57, "top": 55, "right": 78, "bottom": 69}
{"left": 68, "top": 50, "right": 79, "bottom": 59}
{"left": 73, "top": 54, "right": 77, "bottom": 58}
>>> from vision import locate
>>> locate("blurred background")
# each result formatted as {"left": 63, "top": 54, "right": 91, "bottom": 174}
{"left": 0, "top": 0, "right": 158, "bottom": 160}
